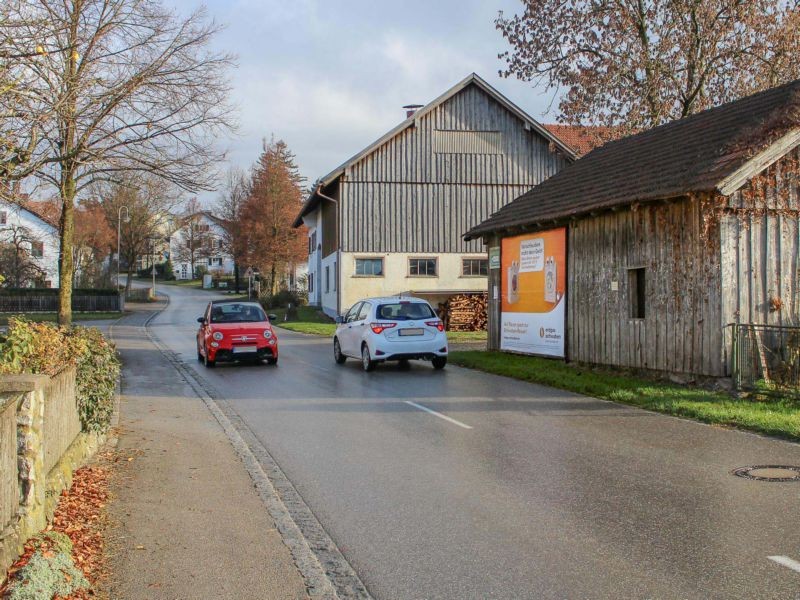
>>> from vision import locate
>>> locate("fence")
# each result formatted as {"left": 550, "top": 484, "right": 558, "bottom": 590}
{"left": 0, "top": 290, "right": 123, "bottom": 313}
{"left": 731, "top": 324, "right": 800, "bottom": 395}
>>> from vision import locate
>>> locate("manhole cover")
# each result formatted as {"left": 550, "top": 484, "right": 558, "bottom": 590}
{"left": 731, "top": 465, "right": 800, "bottom": 482}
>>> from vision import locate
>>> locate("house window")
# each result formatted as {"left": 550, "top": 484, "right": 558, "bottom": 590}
{"left": 207, "top": 257, "right": 213, "bottom": 266}
{"left": 409, "top": 257, "right": 437, "bottom": 277}
{"left": 325, "top": 265, "right": 330, "bottom": 293}
{"left": 355, "top": 258, "right": 383, "bottom": 276}
{"left": 30, "top": 241, "right": 44, "bottom": 258}
{"left": 0, "top": 211, "right": 6, "bottom": 225}
{"left": 462, "top": 258, "right": 488, "bottom": 277}
{"left": 333, "top": 261, "right": 337, "bottom": 292}
{"left": 309, "top": 273, "right": 314, "bottom": 293}
{"left": 628, "top": 268, "right": 646, "bottom": 319}
{"left": 216, "top": 257, "right": 223, "bottom": 266}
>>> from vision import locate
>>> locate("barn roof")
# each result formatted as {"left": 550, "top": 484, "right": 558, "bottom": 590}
{"left": 292, "top": 73, "right": 578, "bottom": 228}
{"left": 466, "top": 79, "right": 800, "bottom": 241}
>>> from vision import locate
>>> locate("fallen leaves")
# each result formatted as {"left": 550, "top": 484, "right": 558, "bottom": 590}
{"left": 1, "top": 463, "right": 111, "bottom": 599}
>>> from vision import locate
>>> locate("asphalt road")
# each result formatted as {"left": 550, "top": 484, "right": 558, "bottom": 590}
{"left": 150, "top": 284, "right": 800, "bottom": 600}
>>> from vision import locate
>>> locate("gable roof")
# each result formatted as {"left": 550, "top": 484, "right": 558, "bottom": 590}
{"left": 541, "top": 124, "right": 624, "bottom": 156}
{"left": 0, "top": 198, "right": 59, "bottom": 231}
{"left": 292, "top": 73, "right": 578, "bottom": 228}
{"left": 466, "top": 79, "right": 800, "bottom": 241}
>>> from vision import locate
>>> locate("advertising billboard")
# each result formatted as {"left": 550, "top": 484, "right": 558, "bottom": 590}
{"left": 501, "top": 228, "right": 566, "bottom": 357}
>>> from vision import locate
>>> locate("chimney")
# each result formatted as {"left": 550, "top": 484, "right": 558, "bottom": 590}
{"left": 403, "top": 104, "right": 423, "bottom": 119}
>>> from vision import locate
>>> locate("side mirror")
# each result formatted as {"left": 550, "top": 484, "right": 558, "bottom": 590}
{"left": 268, "top": 314, "right": 277, "bottom": 322}
{"left": 335, "top": 316, "right": 344, "bottom": 324}
{"left": 197, "top": 317, "right": 206, "bottom": 324}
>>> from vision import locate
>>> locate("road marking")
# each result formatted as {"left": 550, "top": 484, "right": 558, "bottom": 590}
{"left": 768, "top": 556, "right": 800, "bottom": 574}
{"left": 403, "top": 401, "right": 473, "bottom": 430}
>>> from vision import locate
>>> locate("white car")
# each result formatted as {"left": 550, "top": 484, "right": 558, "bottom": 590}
{"left": 333, "top": 297, "right": 448, "bottom": 371}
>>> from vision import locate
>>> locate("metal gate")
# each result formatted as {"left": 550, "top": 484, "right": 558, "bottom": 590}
{"left": 731, "top": 324, "right": 800, "bottom": 395}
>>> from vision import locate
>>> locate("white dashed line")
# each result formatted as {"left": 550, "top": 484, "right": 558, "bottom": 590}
{"left": 404, "top": 401, "right": 473, "bottom": 430}
{"left": 768, "top": 555, "right": 800, "bottom": 574}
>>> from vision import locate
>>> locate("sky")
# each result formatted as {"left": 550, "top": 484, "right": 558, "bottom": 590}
{"left": 169, "top": 0, "right": 559, "bottom": 203}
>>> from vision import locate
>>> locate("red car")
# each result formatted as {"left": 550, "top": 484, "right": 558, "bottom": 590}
{"left": 196, "top": 300, "right": 278, "bottom": 367}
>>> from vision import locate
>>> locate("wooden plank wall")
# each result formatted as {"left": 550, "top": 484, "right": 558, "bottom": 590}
{"left": 719, "top": 147, "right": 800, "bottom": 372}
{"left": 567, "top": 198, "right": 724, "bottom": 376}
{"left": 340, "top": 84, "right": 568, "bottom": 254}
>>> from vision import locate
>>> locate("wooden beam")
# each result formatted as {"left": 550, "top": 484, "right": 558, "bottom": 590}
{"left": 717, "top": 128, "right": 800, "bottom": 196}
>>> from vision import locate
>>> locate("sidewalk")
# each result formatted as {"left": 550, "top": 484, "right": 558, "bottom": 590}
{"left": 104, "top": 304, "right": 308, "bottom": 599}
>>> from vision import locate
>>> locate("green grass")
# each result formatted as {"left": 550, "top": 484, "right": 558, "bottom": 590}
{"left": 449, "top": 350, "right": 800, "bottom": 442}
{"left": 0, "top": 312, "right": 124, "bottom": 326}
{"left": 271, "top": 306, "right": 337, "bottom": 336}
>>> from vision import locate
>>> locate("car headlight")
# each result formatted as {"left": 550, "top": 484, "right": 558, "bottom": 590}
{"left": 263, "top": 329, "right": 273, "bottom": 339}
{"left": 212, "top": 331, "right": 224, "bottom": 341}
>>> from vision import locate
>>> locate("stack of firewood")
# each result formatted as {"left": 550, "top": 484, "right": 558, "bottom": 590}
{"left": 442, "top": 293, "right": 488, "bottom": 331}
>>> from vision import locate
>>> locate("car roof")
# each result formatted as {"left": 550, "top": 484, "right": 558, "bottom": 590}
{"left": 209, "top": 299, "right": 262, "bottom": 306}
{"left": 359, "top": 296, "right": 430, "bottom": 304}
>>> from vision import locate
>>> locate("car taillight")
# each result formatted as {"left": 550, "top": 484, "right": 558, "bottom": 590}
{"left": 370, "top": 322, "right": 397, "bottom": 334}
{"left": 426, "top": 320, "right": 444, "bottom": 332}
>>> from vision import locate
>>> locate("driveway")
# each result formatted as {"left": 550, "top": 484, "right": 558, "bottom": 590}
{"left": 149, "top": 284, "right": 800, "bottom": 599}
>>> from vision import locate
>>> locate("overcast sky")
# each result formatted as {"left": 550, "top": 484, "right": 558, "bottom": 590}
{"left": 170, "top": 0, "right": 559, "bottom": 203}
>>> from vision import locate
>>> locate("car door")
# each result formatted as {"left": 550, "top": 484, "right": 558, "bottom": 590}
{"left": 339, "top": 302, "right": 362, "bottom": 356}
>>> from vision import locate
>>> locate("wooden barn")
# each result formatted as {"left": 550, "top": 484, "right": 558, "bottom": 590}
{"left": 292, "top": 73, "right": 579, "bottom": 319}
{"left": 466, "top": 80, "right": 800, "bottom": 381}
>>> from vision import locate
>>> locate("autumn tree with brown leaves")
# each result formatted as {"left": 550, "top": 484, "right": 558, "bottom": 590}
{"left": 497, "top": 1, "right": 800, "bottom": 132}
{"left": 238, "top": 140, "right": 306, "bottom": 296}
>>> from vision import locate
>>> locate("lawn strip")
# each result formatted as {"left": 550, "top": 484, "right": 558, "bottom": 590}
{"left": 449, "top": 350, "right": 800, "bottom": 442}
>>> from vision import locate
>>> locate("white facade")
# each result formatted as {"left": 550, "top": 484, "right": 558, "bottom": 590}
{"left": 169, "top": 212, "right": 234, "bottom": 280}
{"left": 0, "top": 200, "right": 60, "bottom": 287}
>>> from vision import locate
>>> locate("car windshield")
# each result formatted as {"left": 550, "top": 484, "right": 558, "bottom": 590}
{"left": 376, "top": 302, "right": 435, "bottom": 321}
{"left": 209, "top": 303, "right": 267, "bottom": 323}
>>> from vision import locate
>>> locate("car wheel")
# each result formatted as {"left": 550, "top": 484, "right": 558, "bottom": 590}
{"left": 361, "top": 344, "right": 376, "bottom": 372}
{"left": 266, "top": 357, "right": 278, "bottom": 365}
{"left": 432, "top": 356, "right": 447, "bottom": 370}
{"left": 333, "top": 338, "right": 346, "bottom": 364}
{"left": 203, "top": 345, "right": 216, "bottom": 368}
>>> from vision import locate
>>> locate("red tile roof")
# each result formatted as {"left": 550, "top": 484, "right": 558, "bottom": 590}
{"left": 542, "top": 124, "right": 623, "bottom": 156}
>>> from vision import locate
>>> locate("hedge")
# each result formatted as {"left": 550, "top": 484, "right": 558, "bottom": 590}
{"left": 0, "top": 318, "right": 121, "bottom": 432}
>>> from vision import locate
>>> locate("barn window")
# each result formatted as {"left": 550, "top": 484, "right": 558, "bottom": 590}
{"left": 409, "top": 257, "right": 437, "bottom": 277}
{"left": 628, "top": 267, "right": 646, "bottom": 319}
{"left": 355, "top": 258, "right": 383, "bottom": 276}
{"left": 462, "top": 258, "right": 488, "bottom": 277}
{"left": 433, "top": 130, "right": 502, "bottom": 154}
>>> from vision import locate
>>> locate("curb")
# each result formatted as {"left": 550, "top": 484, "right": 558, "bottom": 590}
{"left": 139, "top": 293, "right": 372, "bottom": 600}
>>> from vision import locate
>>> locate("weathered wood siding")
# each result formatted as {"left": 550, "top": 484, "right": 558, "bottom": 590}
{"left": 719, "top": 148, "right": 800, "bottom": 371}
{"left": 340, "top": 83, "right": 568, "bottom": 253}
{"left": 568, "top": 198, "right": 724, "bottom": 376}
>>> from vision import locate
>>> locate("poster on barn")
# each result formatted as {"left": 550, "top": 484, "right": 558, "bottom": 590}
{"left": 500, "top": 228, "right": 566, "bottom": 357}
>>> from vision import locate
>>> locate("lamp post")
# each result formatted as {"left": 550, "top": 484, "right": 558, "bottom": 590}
{"left": 147, "top": 236, "right": 159, "bottom": 298}
{"left": 117, "top": 205, "right": 129, "bottom": 290}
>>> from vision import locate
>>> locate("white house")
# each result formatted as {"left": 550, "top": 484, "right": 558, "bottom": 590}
{"left": 0, "top": 199, "right": 60, "bottom": 287}
{"left": 292, "top": 73, "right": 577, "bottom": 317}
{"left": 170, "top": 211, "right": 235, "bottom": 280}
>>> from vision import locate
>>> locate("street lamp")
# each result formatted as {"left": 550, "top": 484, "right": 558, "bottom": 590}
{"left": 147, "top": 236, "right": 159, "bottom": 298}
{"left": 117, "top": 205, "right": 129, "bottom": 290}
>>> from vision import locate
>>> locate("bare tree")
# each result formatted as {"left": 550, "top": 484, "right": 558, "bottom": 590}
{"left": 98, "top": 174, "right": 179, "bottom": 294}
{"left": 497, "top": 1, "right": 800, "bottom": 131}
{"left": 215, "top": 167, "right": 248, "bottom": 291}
{"left": 0, "top": 223, "right": 47, "bottom": 287}
{"left": 172, "top": 197, "right": 214, "bottom": 280}
{"left": 1, "top": 0, "right": 235, "bottom": 323}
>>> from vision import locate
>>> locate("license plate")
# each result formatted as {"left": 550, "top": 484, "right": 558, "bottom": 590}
{"left": 233, "top": 345, "right": 257, "bottom": 353}
{"left": 399, "top": 328, "right": 424, "bottom": 336}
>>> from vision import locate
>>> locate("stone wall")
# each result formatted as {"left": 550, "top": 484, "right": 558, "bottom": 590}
{"left": 0, "top": 369, "right": 107, "bottom": 584}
